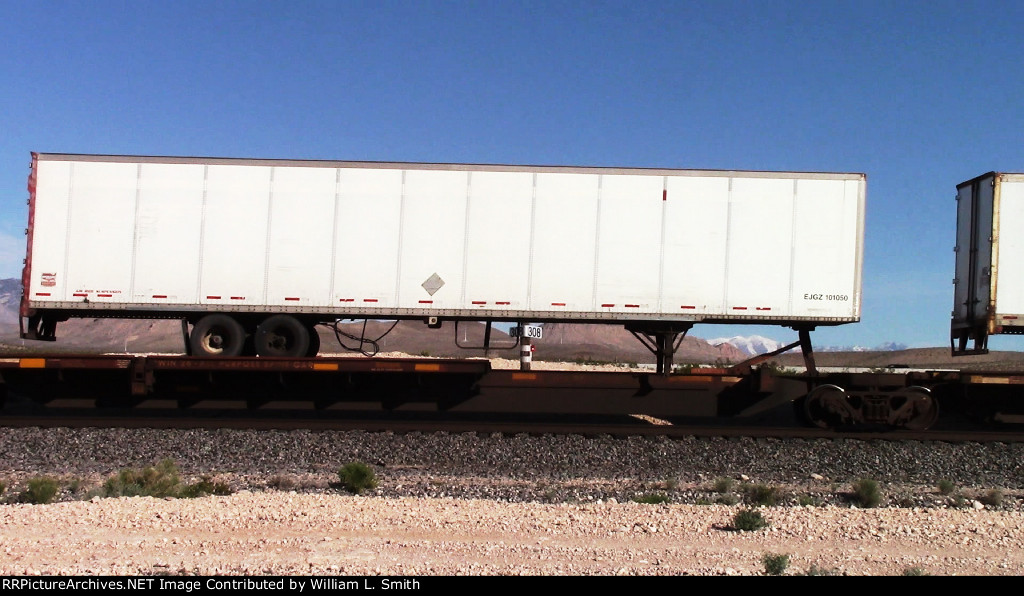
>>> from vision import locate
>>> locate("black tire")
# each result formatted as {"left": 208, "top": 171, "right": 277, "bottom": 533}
{"left": 190, "top": 314, "right": 246, "bottom": 357}
{"left": 255, "top": 315, "right": 310, "bottom": 358}
{"left": 306, "top": 325, "right": 321, "bottom": 357}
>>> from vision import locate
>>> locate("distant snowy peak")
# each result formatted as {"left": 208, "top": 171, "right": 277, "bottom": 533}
{"left": 818, "top": 342, "right": 909, "bottom": 353}
{"left": 707, "top": 335, "right": 790, "bottom": 357}
{"left": 709, "top": 334, "right": 909, "bottom": 356}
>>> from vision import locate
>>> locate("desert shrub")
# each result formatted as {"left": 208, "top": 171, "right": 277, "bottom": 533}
{"left": 338, "top": 461, "right": 379, "bottom": 494}
{"left": 762, "top": 552, "right": 790, "bottom": 576}
{"left": 103, "top": 459, "right": 182, "bottom": 498}
{"left": 717, "top": 493, "right": 739, "bottom": 506}
{"left": 22, "top": 477, "right": 57, "bottom": 504}
{"left": 902, "top": 566, "right": 927, "bottom": 576}
{"left": 267, "top": 474, "right": 298, "bottom": 491}
{"left": 743, "top": 483, "right": 782, "bottom": 506}
{"left": 712, "top": 477, "right": 734, "bottom": 493}
{"left": 0, "top": 480, "right": 5, "bottom": 496}
{"left": 632, "top": 493, "right": 670, "bottom": 505}
{"left": 658, "top": 477, "right": 679, "bottom": 491}
{"left": 102, "top": 459, "right": 229, "bottom": 499}
{"left": 732, "top": 508, "right": 768, "bottom": 531}
{"left": 852, "top": 478, "right": 882, "bottom": 508}
{"left": 937, "top": 479, "right": 956, "bottom": 496}
{"left": 804, "top": 564, "right": 839, "bottom": 576}
{"left": 21, "top": 477, "right": 60, "bottom": 504}
{"left": 179, "top": 477, "right": 232, "bottom": 498}
{"left": 979, "top": 488, "right": 1004, "bottom": 507}
{"left": 797, "top": 494, "right": 821, "bottom": 507}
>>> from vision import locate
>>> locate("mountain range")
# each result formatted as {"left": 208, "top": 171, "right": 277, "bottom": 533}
{"left": 0, "top": 279, "right": 940, "bottom": 365}
{"left": 0, "top": 279, "right": 743, "bottom": 364}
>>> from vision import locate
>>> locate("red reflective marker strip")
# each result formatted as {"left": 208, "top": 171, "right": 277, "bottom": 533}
{"left": 35, "top": 292, "right": 50, "bottom": 296}
{"left": 551, "top": 302, "right": 566, "bottom": 306}
{"left": 97, "top": 294, "right": 112, "bottom": 298}
{"left": 418, "top": 300, "right": 433, "bottom": 304}
{"left": 206, "top": 296, "right": 221, "bottom": 300}
{"left": 756, "top": 307, "right": 771, "bottom": 311}
{"left": 152, "top": 295, "right": 167, "bottom": 299}
{"left": 681, "top": 305, "right": 695, "bottom": 309}
{"left": 363, "top": 299, "right": 378, "bottom": 303}
{"left": 601, "top": 304, "right": 615, "bottom": 308}
{"left": 496, "top": 301, "right": 510, "bottom": 305}
{"left": 339, "top": 298, "right": 354, "bottom": 302}
{"left": 625, "top": 304, "right": 639, "bottom": 308}
{"left": 662, "top": 189, "right": 667, "bottom": 201}
{"left": 73, "top": 293, "right": 87, "bottom": 297}
{"left": 285, "top": 297, "right": 300, "bottom": 301}
{"left": 472, "top": 301, "right": 486, "bottom": 305}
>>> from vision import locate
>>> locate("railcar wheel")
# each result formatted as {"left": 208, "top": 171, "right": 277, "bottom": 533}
{"left": 802, "top": 384, "right": 857, "bottom": 429}
{"left": 255, "top": 315, "right": 310, "bottom": 357}
{"left": 190, "top": 315, "right": 246, "bottom": 357}
{"left": 888, "top": 386, "right": 939, "bottom": 430}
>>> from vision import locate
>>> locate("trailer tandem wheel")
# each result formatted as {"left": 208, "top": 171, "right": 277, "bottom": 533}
{"left": 190, "top": 314, "right": 247, "bottom": 357}
{"left": 255, "top": 315, "right": 310, "bottom": 358}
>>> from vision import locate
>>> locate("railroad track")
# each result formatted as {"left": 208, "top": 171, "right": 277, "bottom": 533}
{"left": 4, "top": 406, "right": 1023, "bottom": 444}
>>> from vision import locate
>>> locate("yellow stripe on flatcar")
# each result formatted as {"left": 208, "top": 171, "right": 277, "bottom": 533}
{"left": 19, "top": 358, "right": 46, "bottom": 368}
{"left": 414, "top": 363, "right": 441, "bottom": 372}
{"left": 969, "top": 376, "right": 1011, "bottom": 384}
{"left": 512, "top": 373, "right": 537, "bottom": 380}
{"left": 312, "top": 363, "right": 338, "bottom": 371}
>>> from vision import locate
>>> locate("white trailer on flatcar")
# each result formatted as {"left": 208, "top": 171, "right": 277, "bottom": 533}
{"left": 21, "top": 153, "right": 865, "bottom": 364}
{"left": 952, "top": 172, "right": 1024, "bottom": 354}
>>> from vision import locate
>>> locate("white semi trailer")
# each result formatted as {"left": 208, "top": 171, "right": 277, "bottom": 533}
{"left": 952, "top": 172, "right": 1024, "bottom": 354}
{"left": 21, "top": 153, "right": 865, "bottom": 367}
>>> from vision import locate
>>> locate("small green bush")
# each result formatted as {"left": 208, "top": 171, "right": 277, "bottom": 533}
{"left": 21, "top": 477, "right": 59, "bottom": 504}
{"left": 103, "top": 459, "right": 182, "bottom": 498}
{"left": 762, "top": 552, "right": 790, "bottom": 576}
{"left": 338, "top": 461, "right": 379, "bottom": 494}
{"left": 267, "top": 474, "right": 298, "bottom": 491}
{"left": 979, "top": 488, "right": 1004, "bottom": 507}
{"left": 632, "top": 493, "right": 670, "bottom": 504}
{"left": 712, "top": 477, "right": 734, "bottom": 493}
{"left": 732, "top": 508, "right": 768, "bottom": 531}
{"left": 797, "top": 494, "right": 821, "bottom": 507}
{"left": 852, "top": 478, "right": 882, "bottom": 508}
{"left": 743, "top": 483, "right": 782, "bottom": 506}
{"left": 937, "top": 479, "right": 956, "bottom": 496}
{"left": 179, "top": 477, "right": 232, "bottom": 498}
{"left": 659, "top": 477, "right": 679, "bottom": 491}
{"left": 902, "top": 566, "right": 927, "bottom": 576}
{"left": 804, "top": 564, "right": 839, "bottom": 576}
{"left": 102, "top": 459, "right": 231, "bottom": 499}
{"left": 717, "top": 493, "right": 739, "bottom": 506}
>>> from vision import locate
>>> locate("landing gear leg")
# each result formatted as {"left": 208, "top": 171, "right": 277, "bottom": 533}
{"left": 627, "top": 323, "right": 693, "bottom": 375}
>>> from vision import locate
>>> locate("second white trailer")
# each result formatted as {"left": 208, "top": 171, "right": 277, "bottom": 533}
{"left": 22, "top": 154, "right": 865, "bottom": 360}
{"left": 952, "top": 172, "right": 1024, "bottom": 354}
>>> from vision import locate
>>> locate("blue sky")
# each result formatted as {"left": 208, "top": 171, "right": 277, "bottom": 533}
{"left": 2, "top": 0, "right": 1023, "bottom": 350}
